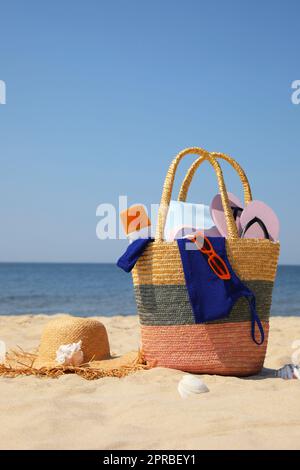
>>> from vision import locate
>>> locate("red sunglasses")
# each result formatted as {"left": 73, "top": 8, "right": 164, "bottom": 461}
{"left": 188, "top": 231, "right": 231, "bottom": 281}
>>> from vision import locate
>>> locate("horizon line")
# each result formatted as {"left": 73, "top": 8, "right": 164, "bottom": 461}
{"left": 0, "top": 261, "right": 299, "bottom": 267}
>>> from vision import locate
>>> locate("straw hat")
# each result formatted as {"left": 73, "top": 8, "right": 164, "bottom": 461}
{"left": 0, "top": 316, "right": 147, "bottom": 380}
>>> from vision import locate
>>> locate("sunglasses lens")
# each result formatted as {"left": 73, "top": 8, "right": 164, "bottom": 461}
{"left": 210, "top": 256, "right": 229, "bottom": 277}
{"left": 195, "top": 234, "right": 211, "bottom": 252}
{"left": 193, "top": 234, "right": 203, "bottom": 248}
{"left": 202, "top": 238, "right": 211, "bottom": 252}
{"left": 210, "top": 258, "right": 223, "bottom": 275}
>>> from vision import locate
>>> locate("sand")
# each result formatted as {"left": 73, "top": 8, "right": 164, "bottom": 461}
{"left": 0, "top": 314, "right": 299, "bottom": 450}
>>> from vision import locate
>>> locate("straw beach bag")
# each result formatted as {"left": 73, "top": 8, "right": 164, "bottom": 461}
{"left": 132, "top": 147, "right": 280, "bottom": 376}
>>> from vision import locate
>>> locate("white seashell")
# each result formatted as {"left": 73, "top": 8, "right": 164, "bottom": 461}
{"left": 56, "top": 340, "right": 84, "bottom": 366}
{"left": 294, "top": 366, "right": 300, "bottom": 380}
{"left": 178, "top": 374, "right": 209, "bottom": 399}
{"left": 0, "top": 340, "right": 6, "bottom": 364}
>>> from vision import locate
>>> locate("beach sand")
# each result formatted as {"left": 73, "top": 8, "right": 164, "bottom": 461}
{"left": 0, "top": 314, "right": 299, "bottom": 450}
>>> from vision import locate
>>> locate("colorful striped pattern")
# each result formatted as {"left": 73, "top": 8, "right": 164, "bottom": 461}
{"left": 132, "top": 239, "right": 280, "bottom": 376}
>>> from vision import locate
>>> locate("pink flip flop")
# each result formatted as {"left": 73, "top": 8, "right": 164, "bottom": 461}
{"left": 210, "top": 192, "right": 243, "bottom": 238}
{"left": 203, "top": 225, "right": 222, "bottom": 237}
{"left": 240, "top": 200, "right": 279, "bottom": 241}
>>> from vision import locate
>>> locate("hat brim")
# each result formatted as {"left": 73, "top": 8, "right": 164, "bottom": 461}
{"left": 1, "top": 350, "right": 148, "bottom": 380}
{"left": 33, "top": 350, "right": 140, "bottom": 370}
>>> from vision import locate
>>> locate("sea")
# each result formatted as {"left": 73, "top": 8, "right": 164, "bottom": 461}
{"left": 0, "top": 263, "right": 299, "bottom": 317}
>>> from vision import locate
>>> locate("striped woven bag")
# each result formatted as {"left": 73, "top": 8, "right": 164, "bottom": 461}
{"left": 132, "top": 147, "right": 280, "bottom": 376}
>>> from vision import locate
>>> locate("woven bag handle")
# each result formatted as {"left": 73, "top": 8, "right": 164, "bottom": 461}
{"left": 155, "top": 147, "right": 239, "bottom": 241}
{"left": 177, "top": 152, "right": 253, "bottom": 204}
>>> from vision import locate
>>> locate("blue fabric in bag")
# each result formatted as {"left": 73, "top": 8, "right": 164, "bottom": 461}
{"left": 117, "top": 238, "right": 153, "bottom": 273}
{"left": 177, "top": 237, "right": 264, "bottom": 345}
{"left": 117, "top": 237, "right": 264, "bottom": 345}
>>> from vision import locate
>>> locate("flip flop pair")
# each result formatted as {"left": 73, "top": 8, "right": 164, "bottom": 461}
{"left": 210, "top": 192, "right": 280, "bottom": 241}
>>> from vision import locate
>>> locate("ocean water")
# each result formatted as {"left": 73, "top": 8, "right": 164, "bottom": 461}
{"left": 0, "top": 263, "right": 299, "bottom": 317}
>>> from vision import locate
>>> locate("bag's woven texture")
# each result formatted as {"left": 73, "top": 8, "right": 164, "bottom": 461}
{"left": 132, "top": 148, "right": 280, "bottom": 376}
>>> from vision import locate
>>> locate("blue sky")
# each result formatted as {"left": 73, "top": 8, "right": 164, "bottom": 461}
{"left": 0, "top": 0, "right": 299, "bottom": 263}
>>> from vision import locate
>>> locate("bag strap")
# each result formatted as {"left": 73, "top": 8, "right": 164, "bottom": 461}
{"left": 177, "top": 152, "right": 253, "bottom": 204}
{"left": 155, "top": 148, "right": 239, "bottom": 241}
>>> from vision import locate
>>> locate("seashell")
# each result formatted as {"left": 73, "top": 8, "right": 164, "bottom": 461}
{"left": 56, "top": 340, "right": 84, "bottom": 366}
{"left": 0, "top": 340, "right": 6, "bottom": 364}
{"left": 276, "top": 364, "right": 300, "bottom": 380}
{"left": 178, "top": 374, "right": 209, "bottom": 399}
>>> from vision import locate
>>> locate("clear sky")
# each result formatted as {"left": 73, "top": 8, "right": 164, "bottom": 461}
{"left": 0, "top": 0, "right": 299, "bottom": 263}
